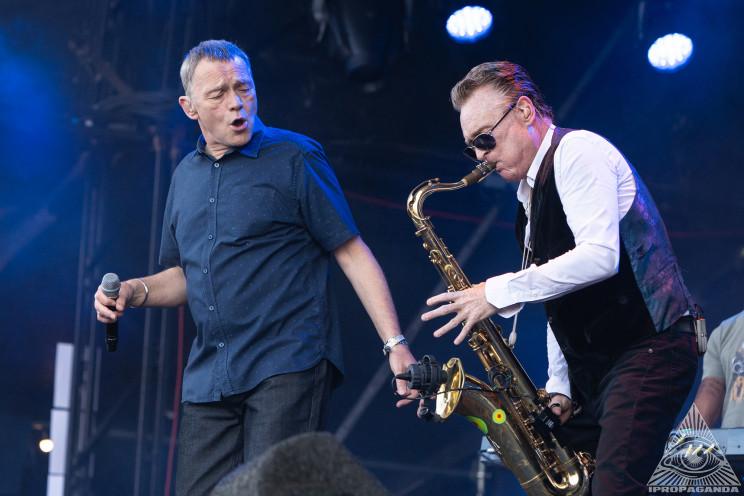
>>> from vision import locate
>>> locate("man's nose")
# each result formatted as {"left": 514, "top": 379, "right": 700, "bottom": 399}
{"left": 228, "top": 91, "right": 243, "bottom": 110}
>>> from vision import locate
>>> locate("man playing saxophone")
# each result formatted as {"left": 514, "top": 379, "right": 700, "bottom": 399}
{"left": 421, "top": 61, "right": 699, "bottom": 495}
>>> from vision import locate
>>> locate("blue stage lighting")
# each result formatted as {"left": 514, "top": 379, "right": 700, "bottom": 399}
{"left": 446, "top": 6, "right": 493, "bottom": 43}
{"left": 647, "top": 33, "right": 693, "bottom": 72}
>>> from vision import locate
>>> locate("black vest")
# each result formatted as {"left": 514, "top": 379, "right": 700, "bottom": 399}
{"left": 515, "top": 128, "right": 695, "bottom": 399}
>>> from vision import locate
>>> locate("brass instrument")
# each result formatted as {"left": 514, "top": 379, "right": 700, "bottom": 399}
{"left": 406, "top": 162, "right": 593, "bottom": 495}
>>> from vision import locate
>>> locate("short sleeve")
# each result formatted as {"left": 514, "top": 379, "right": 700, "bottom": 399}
{"left": 296, "top": 142, "right": 359, "bottom": 252}
{"left": 702, "top": 323, "right": 725, "bottom": 380}
{"left": 158, "top": 179, "right": 181, "bottom": 268}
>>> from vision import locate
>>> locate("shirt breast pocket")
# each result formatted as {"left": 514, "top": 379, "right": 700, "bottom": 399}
{"left": 223, "top": 184, "right": 294, "bottom": 240}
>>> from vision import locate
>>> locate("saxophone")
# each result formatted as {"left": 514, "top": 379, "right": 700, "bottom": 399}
{"left": 406, "top": 162, "right": 593, "bottom": 495}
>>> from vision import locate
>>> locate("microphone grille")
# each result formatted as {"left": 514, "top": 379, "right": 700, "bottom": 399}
{"left": 101, "top": 273, "right": 121, "bottom": 297}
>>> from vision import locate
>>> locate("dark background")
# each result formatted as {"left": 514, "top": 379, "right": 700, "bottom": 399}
{"left": 1, "top": 0, "right": 743, "bottom": 495}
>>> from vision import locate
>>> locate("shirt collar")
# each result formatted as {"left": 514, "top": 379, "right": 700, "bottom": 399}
{"left": 195, "top": 116, "right": 266, "bottom": 159}
{"left": 516, "top": 124, "right": 556, "bottom": 205}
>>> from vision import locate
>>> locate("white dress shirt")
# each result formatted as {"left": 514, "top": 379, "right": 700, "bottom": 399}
{"left": 484, "top": 125, "right": 636, "bottom": 398}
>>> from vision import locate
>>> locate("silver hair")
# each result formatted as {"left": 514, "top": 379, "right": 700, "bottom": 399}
{"left": 451, "top": 61, "right": 554, "bottom": 120}
{"left": 179, "top": 39, "right": 252, "bottom": 96}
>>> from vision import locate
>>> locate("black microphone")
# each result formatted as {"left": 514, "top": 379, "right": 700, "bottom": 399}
{"left": 100, "top": 273, "right": 120, "bottom": 352}
{"left": 394, "top": 355, "right": 448, "bottom": 396}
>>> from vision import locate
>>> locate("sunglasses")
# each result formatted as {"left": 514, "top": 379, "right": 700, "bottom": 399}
{"left": 463, "top": 102, "right": 516, "bottom": 162}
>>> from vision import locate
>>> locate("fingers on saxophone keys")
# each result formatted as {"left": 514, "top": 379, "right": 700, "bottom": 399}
{"left": 455, "top": 319, "right": 474, "bottom": 344}
{"left": 454, "top": 328, "right": 470, "bottom": 346}
{"left": 422, "top": 303, "right": 457, "bottom": 322}
{"left": 433, "top": 317, "right": 462, "bottom": 338}
{"left": 426, "top": 290, "right": 459, "bottom": 307}
{"left": 462, "top": 316, "right": 475, "bottom": 333}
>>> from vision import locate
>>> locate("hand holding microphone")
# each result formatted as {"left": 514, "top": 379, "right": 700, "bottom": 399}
{"left": 94, "top": 272, "right": 136, "bottom": 352}
{"left": 100, "top": 273, "right": 121, "bottom": 352}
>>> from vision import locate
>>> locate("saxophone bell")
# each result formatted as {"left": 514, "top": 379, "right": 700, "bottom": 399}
{"left": 396, "top": 355, "right": 468, "bottom": 424}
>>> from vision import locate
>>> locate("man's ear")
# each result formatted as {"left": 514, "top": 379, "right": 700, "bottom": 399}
{"left": 515, "top": 95, "right": 536, "bottom": 127}
{"left": 178, "top": 96, "right": 198, "bottom": 120}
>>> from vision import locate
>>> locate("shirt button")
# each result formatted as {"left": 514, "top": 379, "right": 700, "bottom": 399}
{"left": 214, "top": 162, "right": 220, "bottom": 168}
{"left": 208, "top": 234, "right": 214, "bottom": 240}
{"left": 218, "top": 342, "right": 225, "bottom": 348}
{"left": 202, "top": 268, "right": 208, "bottom": 274}
{"left": 209, "top": 197, "right": 215, "bottom": 204}
{"left": 209, "top": 305, "right": 215, "bottom": 311}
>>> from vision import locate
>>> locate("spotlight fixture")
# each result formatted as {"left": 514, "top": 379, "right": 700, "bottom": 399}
{"left": 446, "top": 5, "right": 493, "bottom": 43}
{"left": 39, "top": 438, "right": 54, "bottom": 453}
{"left": 647, "top": 33, "right": 693, "bottom": 72}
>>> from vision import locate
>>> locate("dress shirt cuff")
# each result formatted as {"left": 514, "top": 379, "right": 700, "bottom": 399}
{"left": 546, "top": 324, "right": 571, "bottom": 399}
{"left": 545, "top": 376, "right": 572, "bottom": 400}
{"left": 485, "top": 274, "right": 523, "bottom": 318}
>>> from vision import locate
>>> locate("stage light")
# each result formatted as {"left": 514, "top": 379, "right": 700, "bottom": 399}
{"left": 647, "top": 33, "right": 693, "bottom": 72}
{"left": 446, "top": 6, "right": 493, "bottom": 43}
{"left": 39, "top": 438, "right": 54, "bottom": 453}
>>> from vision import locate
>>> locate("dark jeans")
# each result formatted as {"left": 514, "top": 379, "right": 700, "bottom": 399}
{"left": 175, "top": 360, "right": 336, "bottom": 496}
{"left": 555, "top": 331, "right": 698, "bottom": 496}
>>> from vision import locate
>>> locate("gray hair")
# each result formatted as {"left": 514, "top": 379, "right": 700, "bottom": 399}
{"left": 450, "top": 61, "right": 554, "bottom": 120}
{"left": 179, "top": 40, "right": 252, "bottom": 96}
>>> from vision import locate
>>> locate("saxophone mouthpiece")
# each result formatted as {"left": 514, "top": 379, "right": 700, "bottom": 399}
{"left": 462, "top": 161, "right": 496, "bottom": 186}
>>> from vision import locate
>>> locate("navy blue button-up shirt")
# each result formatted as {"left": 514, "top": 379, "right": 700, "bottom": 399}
{"left": 160, "top": 118, "right": 359, "bottom": 402}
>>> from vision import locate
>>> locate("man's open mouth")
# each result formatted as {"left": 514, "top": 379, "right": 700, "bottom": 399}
{"left": 230, "top": 118, "right": 247, "bottom": 130}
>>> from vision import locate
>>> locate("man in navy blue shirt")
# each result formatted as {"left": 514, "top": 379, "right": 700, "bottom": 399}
{"left": 94, "top": 39, "right": 416, "bottom": 495}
